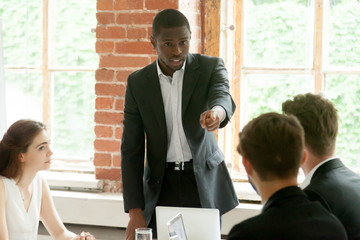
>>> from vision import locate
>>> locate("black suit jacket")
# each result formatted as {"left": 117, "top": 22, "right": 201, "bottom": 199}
{"left": 227, "top": 186, "right": 347, "bottom": 240}
{"left": 121, "top": 53, "right": 238, "bottom": 224}
{"left": 304, "top": 158, "right": 360, "bottom": 240}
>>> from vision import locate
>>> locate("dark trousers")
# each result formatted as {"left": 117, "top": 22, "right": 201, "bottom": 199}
{"left": 148, "top": 168, "right": 201, "bottom": 237}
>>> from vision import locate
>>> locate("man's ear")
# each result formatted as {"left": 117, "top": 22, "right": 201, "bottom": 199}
{"left": 150, "top": 36, "right": 156, "bottom": 49}
{"left": 300, "top": 150, "right": 307, "bottom": 166}
{"left": 242, "top": 156, "right": 253, "bottom": 175}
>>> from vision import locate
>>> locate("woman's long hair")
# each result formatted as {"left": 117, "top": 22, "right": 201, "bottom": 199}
{"left": 0, "top": 119, "right": 46, "bottom": 178}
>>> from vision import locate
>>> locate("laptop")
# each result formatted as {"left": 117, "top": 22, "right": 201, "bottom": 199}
{"left": 156, "top": 206, "right": 221, "bottom": 240}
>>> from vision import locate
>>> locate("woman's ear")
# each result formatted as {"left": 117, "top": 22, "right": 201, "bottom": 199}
{"left": 18, "top": 153, "right": 25, "bottom": 163}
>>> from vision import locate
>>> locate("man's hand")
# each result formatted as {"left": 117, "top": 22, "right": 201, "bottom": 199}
{"left": 200, "top": 108, "right": 223, "bottom": 132}
{"left": 126, "top": 208, "right": 147, "bottom": 240}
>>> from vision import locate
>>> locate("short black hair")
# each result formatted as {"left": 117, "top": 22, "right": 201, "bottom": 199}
{"left": 152, "top": 9, "right": 191, "bottom": 38}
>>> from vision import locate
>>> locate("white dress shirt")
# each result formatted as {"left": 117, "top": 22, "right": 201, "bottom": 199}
{"left": 300, "top": 157, "right": 337, "bottom": 189}
{"left": 156, "top": 60, "right": 225, "bottom": 163}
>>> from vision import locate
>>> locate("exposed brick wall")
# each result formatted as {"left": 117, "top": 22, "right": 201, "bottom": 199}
{"left": 95, "top": 0, "right": 202, "bottom": 192}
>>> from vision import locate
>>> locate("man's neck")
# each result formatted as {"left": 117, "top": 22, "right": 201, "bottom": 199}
{"left": 302, "top": 152, "right": 335, "bottom": 175}
{"left": 258, "top": 178, "right": 298, "bottom": 204}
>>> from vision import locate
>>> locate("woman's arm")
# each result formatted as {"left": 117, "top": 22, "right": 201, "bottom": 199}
{"left": 0, "top": 178, "right": 9, "bottom": 240}
{"left": 39, "top": 177, "right": 77, "bottom": 240}
{"left": 40, "top": 177, "right": 96, "bottom": 240}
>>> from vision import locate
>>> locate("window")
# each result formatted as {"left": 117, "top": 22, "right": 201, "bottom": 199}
{"left": 218, "top": 0, "right": 360, "bottom": 181}
{"left": 0, "top": 0, "right": 98, "bottom": 171}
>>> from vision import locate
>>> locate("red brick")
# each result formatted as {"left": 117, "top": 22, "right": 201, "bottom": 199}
{"left": 95, "top": 69, "right": 114, "bottom": 82}
{"left": 94, "top": 153, "right": 112, "bottom": 167}
{"left": 150, "top": 55, "right": 157, "bottom": 62}
{"left": 96, "top": 168, "right": 121, "bottom": 181}
{"left": 115, "top": 98, "right": 124, "bottom": 111}
{"left": 145, "top": 0, "right": 178, "bottom": 10}
{"left": 95, "top": 125, "right": 113, "bottom": 138}
{"left": 96, "top": 41, "right": 114, "bottom": 53}
{"left": 115, "top": 41, "right": 154, "bottom": 54}
{"left": 95, "top": 83, "right": 126, "bottom": 96}
{"left": 127, "top": 27, "right": 148, "bottom": 39}
{"left": 116, "top": 12, "right": 156, "bottom": 25}
{"left": 96, "top": 12, "right": 115, "bottom": 25}
{"left": 148, "top": 27, "right": 153, "bottom": 37}
{"left": 96, "top": 26, "right": 126, "bottom": 39}
{"left": 99, "top": 55, "right": 149, "bottom": 68}
{"left": 116, "top": 70, "right": 132, "bottom": 82}
{"left": 113, "top": 154, "right": 121, "bottom": 167}
{"left": 102, "top": 180, "right": 122, "bottom": 192}
{"left": 94, "top": 139, "right": 121, "bottom": 152}
{"left": 114, "top": 0, "right": 143, "bottom": 10}
{"left": 115, "top": 127, "right": 123, "bottom": 139}
{"left": 96, "top": 97, "right": 114, "bottom": 110}
{"left": 95, "top": 111, "right": 124, "bottom": 125}
{"left": 97, "top": 0, "right": 113, "bottom": 10}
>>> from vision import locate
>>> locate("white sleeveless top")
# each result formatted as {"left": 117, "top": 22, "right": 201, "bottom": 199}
{"left": 1, "top": 174, "right": 42, "bottom": 240}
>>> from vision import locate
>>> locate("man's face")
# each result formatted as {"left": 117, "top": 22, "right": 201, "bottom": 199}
{"left": 151, "top": 25, "right": 191, "bottom": 76}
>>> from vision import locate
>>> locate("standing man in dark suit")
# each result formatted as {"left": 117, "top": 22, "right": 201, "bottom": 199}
{"left": 283, "top": 93, "right": 360, "bottom": 240}
{"left": 228, "top": 112, "right": 347, "bottom": 240}
{"left": 121, "top": 9, "right": 238, "bottom": 240}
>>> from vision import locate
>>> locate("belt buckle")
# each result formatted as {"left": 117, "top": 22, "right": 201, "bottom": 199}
{"left": 174, "top": 162, "right": 184, "bottom": 171}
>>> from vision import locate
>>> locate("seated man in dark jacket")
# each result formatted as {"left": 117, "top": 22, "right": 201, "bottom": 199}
{"left": 283, "top": 93, "right": 360, "bottom": 240}
{"left": 227, "top": 112, "right": 346, "bottom": 240}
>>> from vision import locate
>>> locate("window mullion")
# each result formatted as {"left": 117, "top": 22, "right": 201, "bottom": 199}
{"left": 42, "top": 0, "right": 50, "bottom": 127}
{"left": 313, "top": 0, "right": 324, "bottom": 92}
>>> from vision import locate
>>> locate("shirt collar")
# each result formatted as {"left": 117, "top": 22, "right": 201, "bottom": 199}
{"left": 300, "top": 156, "right": 338, "bottom": 189}
{"left": 156, "top": 58, "right": 186, "bottom": 78}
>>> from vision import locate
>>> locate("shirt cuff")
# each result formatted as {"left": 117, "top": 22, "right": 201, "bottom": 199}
{"left": 212, "top": 106, "right": 226, "bottom": 122}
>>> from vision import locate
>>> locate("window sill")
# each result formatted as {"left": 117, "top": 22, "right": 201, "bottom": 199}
{"left": 42, "top": 171, "right": 103, "bottom": 192}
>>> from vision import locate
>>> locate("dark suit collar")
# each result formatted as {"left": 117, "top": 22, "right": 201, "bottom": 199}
{"left": 262, "top": 186, "right": 305, "bottom": 213}
{"left": 146, "top": 60, "right": 167, "bottom": 139}
{"left": 182, "top": 53, "right": 200, "bottom": 114}
{"left": 311, "top": 158, "right": 344, "bottom": 181}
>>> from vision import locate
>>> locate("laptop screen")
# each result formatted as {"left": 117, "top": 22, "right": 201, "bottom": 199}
{"left": 167, "top": 213, "right": 187, "bottom": 240}
{"left": 156, "top": 206, "right": 221, "bottom": 240}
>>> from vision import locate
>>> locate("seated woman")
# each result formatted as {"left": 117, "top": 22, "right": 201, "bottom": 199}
{"left": 0, "top": 119, "right": 96, "bottom": 240}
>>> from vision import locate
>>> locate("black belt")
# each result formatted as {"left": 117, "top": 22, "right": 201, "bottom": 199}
{"left": 166, "top": 160, "right": 193, "bottom": 171}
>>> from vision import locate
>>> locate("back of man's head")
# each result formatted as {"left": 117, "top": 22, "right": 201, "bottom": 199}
{"left": 282, "top": 93, "right": 338, "bottom": 158}
{"left": 152, "top": 9, "right": 191, "bottom": 38}
{"left": 238, "top": 112, "right": 304, "bottom": 181}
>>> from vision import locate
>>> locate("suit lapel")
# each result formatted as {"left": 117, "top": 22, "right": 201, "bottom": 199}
{"left": 182, "top": 54, "right": 200, "bottom": 115}
{"left": 147, "top": 61, "right": 167, "bottom": 139}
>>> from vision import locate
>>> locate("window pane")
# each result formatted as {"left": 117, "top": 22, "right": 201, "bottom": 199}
{"left": 53, "top": 72, "right": 95, "bottom": 159}
{"left": 326, "top": 0, "right": 360, "bottom": 67}
{"left": 0, "top": 0, "right": 42, "bottom": 66}
{"left": 244, "top": 0, "right": 312, "bottom": 67}
{"left": 4, "top": 71, "right": 43, "bottom": 124}
{"left": 54, "top": 0, "right": 98, "bottom": 67}
{"left": 245, "top": 74, "right": 313, "bottom": 122}
{"left": 326, "top": 75, "right": 360, "bottom": 169}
